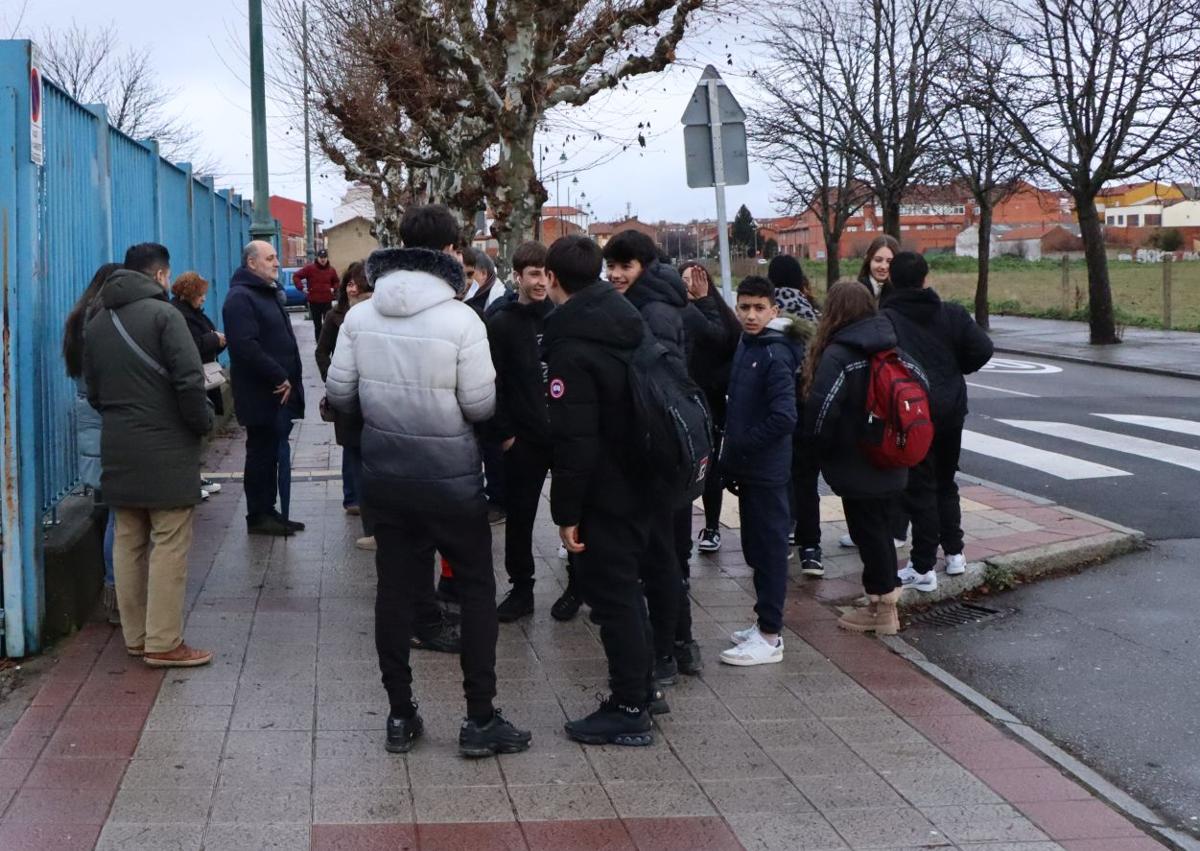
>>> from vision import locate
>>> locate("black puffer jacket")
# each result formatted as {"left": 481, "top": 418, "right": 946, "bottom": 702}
{"left": 687, "top": 294, "right": 741, "bottom": 423}
{"left": 804, "top": 315, "right": 912, "bottom": 498}
{"left": 172, "top": 298, "right": 224, "bottom": 363}
{"left": 314, "top": 307, "right": 364, "bottom": 448}
{"left": 881, "top": 287, "right": 993, "bottom": 428}
{"left": 83, "top": 270, "right": 212, "bottom": 508}
{"left": 543, "top": 282, "right": 648, "bottom": 527}
{"left": 487, "top": 297, "right": 554, "bottom": 447}
{"left": 624, "top": 261, "right": 687, "bottom": 361}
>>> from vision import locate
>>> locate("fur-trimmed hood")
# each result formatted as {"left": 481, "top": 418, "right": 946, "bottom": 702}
{"left": 366, "top": 247, "right": 468, "bottom": 318}
{"left": 768, "top": 313, "right": 816, "bottom": 344}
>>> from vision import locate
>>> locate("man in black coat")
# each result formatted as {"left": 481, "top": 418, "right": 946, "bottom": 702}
{"left": 882, "top": 252, "right": 994, "bottom": 593}
{"left": 544, "top": 235, "right": 658, "bottom": 745}
{"left": 224, "top": 240, "right": 305, "bottom": 537}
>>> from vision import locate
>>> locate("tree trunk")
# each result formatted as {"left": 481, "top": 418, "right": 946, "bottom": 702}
{"left": 823, "top": 233, "right": 842, "bottom": 288}
{"left": 1075, "top": 195, "right": 1119, "bottom": 344}
{"left": 880, "top": 195, "right": 902, "bottom": 240}
{"left": 489, "top": 119, "right": 542, "bottom": 278}
{"left": 975, "top": 203, "right": 992, "bottom": 329}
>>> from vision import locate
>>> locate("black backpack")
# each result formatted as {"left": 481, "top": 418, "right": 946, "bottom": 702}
{"left": 622, "top": 336, "right": 714, "bottom": 505}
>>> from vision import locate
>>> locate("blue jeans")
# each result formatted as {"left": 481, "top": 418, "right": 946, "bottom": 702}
{"left": 103, "top": 510, "right": 116, "bottom": 587}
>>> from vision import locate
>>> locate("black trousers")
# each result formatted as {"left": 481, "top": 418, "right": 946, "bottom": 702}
{"left": 373, "top": 507, "right": 497, "bottom": 718}
{"left": 482, "top": 437, "right": 507, "bottom": 510}
{"left": 842, "top": 496, "right": 901, "bottom": 596}
{"left": 671, "top": 505, "right": 694, "bottom": 643}
{"left": 309, "top": 301, "right": 331, "bottom": 338}
{"left": 702, "top": 425, "right": 725, "bottom": 530}
{"left": 244, "top": 422, "right": 285, "bottom": 519}
{"left": 903, "top": 425, "right": 965, "bottom": 570}
{"left": 740, "top": 483, "right": 791, "bottom": 635}
{"left": 578, "top": 509, "right": 653, "bottom": 705}
{"left": 640, "top": 502, "right": 683, "bottom": 660}
{"left": 502, "top": 439, "right": 551, "bottom": 588}
{"left": 790, "top": 441, "right": 822, "bottom": 549}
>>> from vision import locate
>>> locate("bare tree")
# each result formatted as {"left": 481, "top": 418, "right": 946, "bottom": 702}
{"left": 811, "top": 0, "right": 956, "bottom": 238}
{"left": 751, "top": 5, "right": 872, "bottom": 285}
{"left": 933, "top": 26, "right": 1030, "bottom": 329}
{"left": 40, "top": 23, "right": 214, "bottom": 172}
{"left": 985, "top": 0, "right": 1200, "bottom": 344}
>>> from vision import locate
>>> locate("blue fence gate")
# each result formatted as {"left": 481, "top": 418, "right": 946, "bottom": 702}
{"left": 0, "top": 40, "right": 256, "bottom": 656}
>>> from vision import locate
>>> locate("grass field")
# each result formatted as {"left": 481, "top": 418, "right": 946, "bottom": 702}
{"left": 761, "top": 256, "right": 1200, "bottom": 332}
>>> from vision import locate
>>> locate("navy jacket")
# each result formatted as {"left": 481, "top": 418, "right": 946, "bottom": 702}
{"left": 223, "top": 267, "right": 304, "bottom": 427}
{"left": 721, "top": 326, "right": 800, "bottom": 487}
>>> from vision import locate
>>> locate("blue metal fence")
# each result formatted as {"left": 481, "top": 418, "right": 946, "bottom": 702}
{"left": 0, "top": 40, "right": 255, "bottom": 656}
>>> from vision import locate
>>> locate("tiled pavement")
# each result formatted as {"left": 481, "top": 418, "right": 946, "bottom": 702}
{"left": 0, "top": 320, "right": 1169, "bottom": 850}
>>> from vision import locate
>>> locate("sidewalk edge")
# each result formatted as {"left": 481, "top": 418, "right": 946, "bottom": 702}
{"left": 992, "top": 343, "right": 1200, "bottom": 381}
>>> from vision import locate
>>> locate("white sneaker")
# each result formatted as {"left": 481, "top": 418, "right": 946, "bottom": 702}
{"left": 557, "top": 544, "right": 568, "bottom": 560}
{"left": 200, "top": 488, "right": 210, "bottom": 500}
{"left": 898, "top": 563, "right": 937, "bottom": 592}
{"left": 720, "top": 631, "right": 783, "bottom": 666}
{"left": 201, "top": 478, "right": 222, "bottom": 493}
{"left": 945, "top": 553, "right": 966, "bottom": 576}
{"left": 730, "top": 624, "right": 759, "bottom": 645}
{"left": 894, "top": 538, "right": 908, "bottom": 549}
{"left": 838, "top": 533, "right": 857, "bottom": 548}
{"left": 355, "top": 536, "right": 377, "bottom": 551}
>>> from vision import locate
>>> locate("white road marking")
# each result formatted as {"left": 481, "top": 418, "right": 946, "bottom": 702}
{"left": 981, "top": 358, "right": 1063, "bottom": 375}
{"left": 1093, "top": 414, "right": 1200, "bottom": 438}
{"left": 999, "top": 420, "right": 1200, "bottom": 473}
{"left": 961, "top": 430, "right": 1130, "bottom": 480}
{"left": 966, "top": 381, "right": 1040, "bottom": 398}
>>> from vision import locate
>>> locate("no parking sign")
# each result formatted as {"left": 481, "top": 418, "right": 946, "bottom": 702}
{"left": 30, "top": 44, "right": 43, "bottom": 166}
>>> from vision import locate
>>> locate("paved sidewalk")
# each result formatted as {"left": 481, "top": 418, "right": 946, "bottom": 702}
{"left": 0, "top": 321, "right": 1168, "bottom": 850}
{"left": 988, "top": 315, "right": 1200, "bottom": 379}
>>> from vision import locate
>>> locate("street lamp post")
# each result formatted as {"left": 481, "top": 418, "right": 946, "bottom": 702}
{"left": 248, "top": 0, "right": 274, "bottom": 241}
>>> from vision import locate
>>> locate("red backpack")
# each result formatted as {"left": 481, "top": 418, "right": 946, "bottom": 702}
{"left": 862, "top": 349, "right": 933, "bottom": 469}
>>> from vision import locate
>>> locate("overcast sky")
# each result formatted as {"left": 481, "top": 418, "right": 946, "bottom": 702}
{"left": 9, "top": 0, "right": 780, "bottom": 225}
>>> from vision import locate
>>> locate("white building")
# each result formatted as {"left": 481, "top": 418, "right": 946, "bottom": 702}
{"left": 332, "top": 184, "right": 376, "bottom": 226}
{"left": 1162, "top": 200, "right": 1200, "bottom": 228}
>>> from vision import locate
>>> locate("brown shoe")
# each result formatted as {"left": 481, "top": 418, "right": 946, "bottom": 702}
{"left": 126, "top": 645, "right": 145, "bottom": 657}
{"left": 143, "top": 643, "right": 213, "bottom": 668}
{"left": 837, "top": 589, "right": 901, "bottom": 635}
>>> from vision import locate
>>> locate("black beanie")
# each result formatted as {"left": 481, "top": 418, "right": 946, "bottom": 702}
{"left": 767, "top": 254, "right": 807, "bottom": 290}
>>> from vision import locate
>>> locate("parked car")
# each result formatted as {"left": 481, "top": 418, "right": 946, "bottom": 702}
{"left": 278, "top": 267, "right": 308, "bottom": 309}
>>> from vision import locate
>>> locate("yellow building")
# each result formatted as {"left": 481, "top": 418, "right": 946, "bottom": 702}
{"left": 1097, "top": 181, "right": 1186, "bottom": 211}
{"left": 323, "top": 216, "right": 381, "bottom": 276}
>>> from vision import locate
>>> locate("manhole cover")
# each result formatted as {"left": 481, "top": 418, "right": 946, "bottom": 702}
{"left": 910, "top": 602, "right": 1014, "bottom": 628}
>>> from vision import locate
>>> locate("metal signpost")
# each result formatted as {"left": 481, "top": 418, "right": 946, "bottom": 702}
{"left": 682, "top": 65, "right": 749, "bottom": 301}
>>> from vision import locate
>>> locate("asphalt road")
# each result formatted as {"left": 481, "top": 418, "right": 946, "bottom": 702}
{"left": 909, "top": 355, "right": 1200, "bottom": 836}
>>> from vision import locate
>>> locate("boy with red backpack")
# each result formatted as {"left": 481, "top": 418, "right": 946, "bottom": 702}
{"left": 881, "top": 252, "right": 993, "bottom": 593}
{"left": 804, "top": 280, "right": 930, "bottom": 635}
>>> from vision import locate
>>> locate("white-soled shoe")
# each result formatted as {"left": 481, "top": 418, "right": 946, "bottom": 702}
{"left": 557, "top": 544, "right": 568, "bottom": 560}
{"left": 838, "top": 533, "right": 856, "bottom": 548}
{"left": 945, "top": 553, "right": 967, "bottom": 575}
{"left": 730, "top": 624, "right": 759, "bottom": 645}
{"left": 720, "top": 631, "right": 783, "bottom": 667}
{"left": 898, "top": 563, "right": 938, "bottom": 592}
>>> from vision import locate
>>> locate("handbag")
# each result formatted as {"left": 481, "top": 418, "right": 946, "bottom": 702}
{"left": 111, "top": 308, "right": 225, "bottom": 391}
{"left": 203, "top": 362, "right": 226, "bottom": 391}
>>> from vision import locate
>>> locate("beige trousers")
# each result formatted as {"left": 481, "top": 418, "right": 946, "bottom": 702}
{"left": 113, "top": 507, "right": 194, "bottom": 653}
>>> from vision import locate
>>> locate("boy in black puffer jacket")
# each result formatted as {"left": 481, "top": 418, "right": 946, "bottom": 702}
{"left": 718, "top": 277, "right": 803, "bottom": 667}
{"left": 882, "top": 252, "right": 993, "bottom": 593}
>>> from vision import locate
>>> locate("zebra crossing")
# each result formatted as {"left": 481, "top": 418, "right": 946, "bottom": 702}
{"left": 961, "top": 414, "right": 1200, "bottom": 480}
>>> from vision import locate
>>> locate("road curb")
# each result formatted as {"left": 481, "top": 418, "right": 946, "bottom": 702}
{"left": 992, "top": 343, "right": 1200, "bottom": 382}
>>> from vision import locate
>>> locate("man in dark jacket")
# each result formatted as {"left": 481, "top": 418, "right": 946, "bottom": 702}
{"left": 294, "top": 248, "right": 339, "bottom": 339}
{"left": 545, "top": 235, "right": 658, "bottom": 745}
{"left": 883, "top": 252, "right": 994, "bottom": 593}
{"left": 603, "top": 230, "right": 709, "bottom": 683}
{"left": 487, "top": 241, "right": 564, "bottom": 623}
{"left": 83, "top": 243, "right": 213, "bottom": 668}
{"left": 224, "top": 240, "right": 305, "bottom": 537}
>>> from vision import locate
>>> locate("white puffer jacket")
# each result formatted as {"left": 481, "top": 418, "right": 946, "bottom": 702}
{"left": 326, "top": 247, "right": 496, "bottom": 514}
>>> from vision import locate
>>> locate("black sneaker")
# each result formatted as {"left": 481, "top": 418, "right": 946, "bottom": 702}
{"left": 272, "top": 510, "right": 305, "bottom": 532}
{"left": 674, "top": 640, "right": 704, "bottom": 676}
{"left": 436, "top": 576, "right": 459, "bottom": 604}
{"left": 247, "top": 514, "right": 293, "bottom": 537}
{"left": 697, "top": 528, "right": 721, "bottom": 553}
{"left": 410, "top": 621, "right": 461, "bottom": 654}
{"left": 385, "top": 711, "right": 424, "bottom": 754}
{"left": 565, "top": 696, "right": 654, "bottom": 746}
{"left": 654, "top": 655, "right": 678, "bottom": 687}
{"left": 550, "top": 588, "right": 582, "bottom": 622}
{"left": 496, "top": 587, "right": 534, "bottom": 623}
{"left": 458, "top": 709, "right": 531, "bottom": 758}
{"left": 800, "top": 546, "right": 825, "bottom": 578}
{"left": 647, "top": 687, "right": 671, "bottom": 716}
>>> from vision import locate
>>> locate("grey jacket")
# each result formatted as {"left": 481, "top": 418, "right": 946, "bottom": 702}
{"left": 83, "top": 269, "right": 212, "bottom": 508}
{"left": 325, "top": 248, "right": 496, "bottom": 515}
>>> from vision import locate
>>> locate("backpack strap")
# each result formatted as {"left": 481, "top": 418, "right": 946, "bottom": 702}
{"left": 109, "top": 308, "right": 168, "bottom": 377}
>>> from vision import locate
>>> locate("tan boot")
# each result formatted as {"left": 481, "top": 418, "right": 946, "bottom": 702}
{"left": 837, "top": 588, "right": 902, "bottom": 635}
{"left": 837, "top": 600, "right": 879, "bottom": 633}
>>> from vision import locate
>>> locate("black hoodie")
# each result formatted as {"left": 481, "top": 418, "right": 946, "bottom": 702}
{"left": 486, "top": 297, "right": 555, "bottom": 446}
{"left": 624, "top": 261, "right": 688, "bottom": 361}
{"left": 542, "top": 281, "right": 647, "bottom": 526}
{"left": 881, "top": 287, "right": 994, "bottom": 427}
{"left": 804, "top": 315, "right": 914, "bottom": 498}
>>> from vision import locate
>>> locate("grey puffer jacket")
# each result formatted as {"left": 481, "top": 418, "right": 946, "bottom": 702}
{"left": 325, "top": 247, "right": 496, "bottom": 515}
{"left": 83, "top": 269, "right": 212, "bottom": 508}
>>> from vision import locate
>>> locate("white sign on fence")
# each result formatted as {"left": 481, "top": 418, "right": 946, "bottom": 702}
{"left": 30, "top": 43, "right": 43, "bottom": 166}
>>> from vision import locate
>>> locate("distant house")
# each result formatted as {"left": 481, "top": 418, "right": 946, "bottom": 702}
{"left": 587, "top": 221, "right": 615, "bottom": 247}
{"left": 269, "top": 195, "right": 310, "bottom": 266}
{"left": 541, "top": 217, "right": 584, "bottom": 244}
{"left": 996, "top": 225, "right": 1084, "bottom": 261}
{"left": 606, "top": 216, "right": 660, "bottom": 243}
{"left": 323, "top": 216, "right": 379, "bottom": 275}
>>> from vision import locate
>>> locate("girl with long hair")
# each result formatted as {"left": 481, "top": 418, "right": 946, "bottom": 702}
{"left": 856, "top": 235, "right": 901, "bottom": 301}
{"left": 63, "top": 262, "right": 122, "bottom": 624}
{"left": 803, "top": 281, "right": 910, "bottom": 635}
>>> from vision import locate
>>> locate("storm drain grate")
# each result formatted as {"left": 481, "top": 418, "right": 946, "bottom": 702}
{"left": 910, "top": 602, "right": 1014, "bottom": 628}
